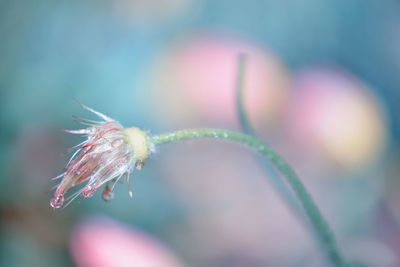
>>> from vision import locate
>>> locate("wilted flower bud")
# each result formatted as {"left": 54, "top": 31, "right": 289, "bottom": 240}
{"left": 50, "top": 105, "right": 151, "bottom": 209}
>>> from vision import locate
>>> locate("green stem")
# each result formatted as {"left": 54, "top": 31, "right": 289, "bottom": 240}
{"left": 235, "top": 54, "right": 304, "bottom": 219}
{"left": 235, "top": 54, "right": 254, "bottom": 135}
{"left": 150, "top": 129, "right": 349, "bottom": 267}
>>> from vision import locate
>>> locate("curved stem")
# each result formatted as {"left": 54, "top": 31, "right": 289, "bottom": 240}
{"left": 150, "top": 129, "right": 349, "bottom": 267}
{"left": 235, "top": 54, "right": 254, "bottom": 135}
{"left": 235, "top": 54, "right": 304, "bottom": 219}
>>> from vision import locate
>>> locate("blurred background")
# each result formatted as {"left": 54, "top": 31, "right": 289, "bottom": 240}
{"left": 1, "top": 0, "right": 400, "bottom": 266}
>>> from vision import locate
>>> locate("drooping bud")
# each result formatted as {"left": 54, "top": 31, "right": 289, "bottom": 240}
{"left": 50, "top": 104, "right": 150, "bottom": 209}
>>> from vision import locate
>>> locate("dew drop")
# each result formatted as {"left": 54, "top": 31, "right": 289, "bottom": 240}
{"left": 135, "top": 160, "right": 144, "bottom": 171}
{"left": 50, "top": 194, "right": 64, "bottom": 209}
{"left": 82, "top": 185, "right": 95, "bottom": 198}
{"left": 102, "top": 185, "right": 114, "bottom": 202}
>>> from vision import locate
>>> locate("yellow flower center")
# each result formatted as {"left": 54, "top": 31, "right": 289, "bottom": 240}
{"left": 123, "top": 127, "right": 150, "bottom": 161}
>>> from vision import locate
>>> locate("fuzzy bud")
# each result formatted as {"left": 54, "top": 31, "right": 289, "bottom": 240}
{"left": 50, "top": 105, "right": 150, "bottom": 209}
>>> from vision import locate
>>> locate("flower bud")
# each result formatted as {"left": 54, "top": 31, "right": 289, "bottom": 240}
{"left": 50, "top": 105, "right": 150, "bottom": 209}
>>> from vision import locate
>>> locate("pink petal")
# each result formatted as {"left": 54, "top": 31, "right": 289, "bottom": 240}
{"left": 70, "top": 216, "right": 185, "bottom": 267}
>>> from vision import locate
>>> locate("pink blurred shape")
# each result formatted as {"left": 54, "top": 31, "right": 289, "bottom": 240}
{"left": 71, "top": 216, "right": 184, "bottom": 267}
{"left": 148, "top": 34, "right": 289, "bottom": 129}
{"left": 286, "top": 68, "right": 387, "bottom": 172}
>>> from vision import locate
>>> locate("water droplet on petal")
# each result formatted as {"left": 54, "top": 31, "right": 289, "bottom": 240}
{"left": 82, "top": 185, "right": 96, "bottom": 198}
{"left": 102, "top": 185, "right": 114, "bottom": 202}
{"left": 50, "top": 194, "right": 65, "bottom": 209}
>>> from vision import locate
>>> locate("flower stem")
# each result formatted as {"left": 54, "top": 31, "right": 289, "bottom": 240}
{"left": 235, "top": 54, "right": 304, "bottom": 220}
{"left": 235, "top": 54, "right": 254, "bottom": 135}
{"left": 150, "top": 129, "right": 349, "bottom": 267}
